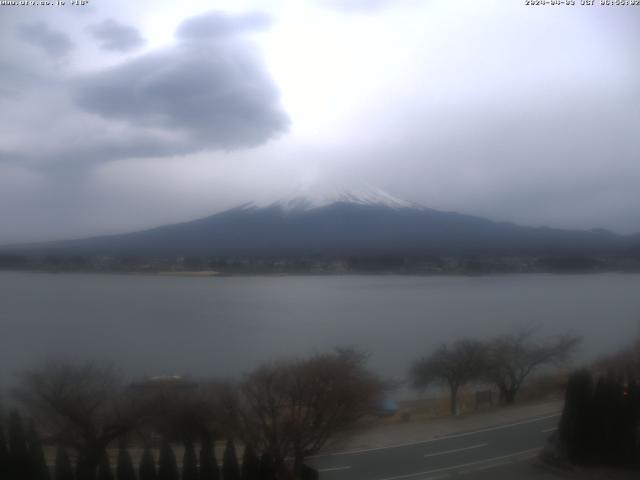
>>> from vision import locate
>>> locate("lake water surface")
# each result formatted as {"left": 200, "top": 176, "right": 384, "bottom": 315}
{"left": 1, "top": 272, "right": 640, "bottom": 388}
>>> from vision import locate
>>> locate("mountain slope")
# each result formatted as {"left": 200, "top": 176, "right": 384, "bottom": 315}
{"left": 7, "top": 188, "right": 636, "bottom": 257}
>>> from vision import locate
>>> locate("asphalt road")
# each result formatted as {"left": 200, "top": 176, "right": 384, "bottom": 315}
{"left": 308, "top": 413, "right": 560, "bottom": 480}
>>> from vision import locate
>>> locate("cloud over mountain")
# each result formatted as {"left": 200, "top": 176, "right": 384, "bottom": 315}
{"left": 175, "top": 10, "right": 270, "bottom": 39}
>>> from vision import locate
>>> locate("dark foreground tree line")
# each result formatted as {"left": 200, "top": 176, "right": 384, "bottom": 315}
{"left": 551, "top": 339, "right": 640, "bottom": 469}
{"left": 411, "top": 327, "right": 581, "bottom": 415}
{"left": 0, "top": 413, "right": 306, "bottom": 480}
{"left": 0, "top": 349, "right": 386, "bottom": 480}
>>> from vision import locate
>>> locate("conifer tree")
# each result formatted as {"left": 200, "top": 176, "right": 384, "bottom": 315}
{"left": 76, "top": 450, "right": 96, "bottom": 480}
{"left": 258, "top": 453, "right": 275, "bottom": 480}
{"left": 222, "top": 440, "right": 240, "bottom": 480}
{"left": 299, "top": 464, "right": 319, "bottom": 480}
{"left": 560, "top": 367, "right": 640, "bottom": 467}
{"left": 198, "top": 436, "right": 219, "bottom": 480}
{"left": 139, "top": 444, "right": 157, "bottom": 480}
{"left": 624, "top": 376, "right": 640, "bottom": 465}
{"left": 116, "top": 443, "right": 135, "bottom": 480}
{"left": 590, "top": 375, "right": 609, "bottom": 463}
{"left": 97, "top": 448, "right": 114, "bottom": 480}
{"left": 54, "top": 446, "right": 74, "bottom": 480}
{"left": 182, "top": 441, "right": 198, "bottom": 480}
{"left": 607, "top": 373, "right": 627, "bottom": 465}
{"left": 559, "top": 370, "right": 594, "bottom": 464}
{"left": 0, "top": 425, "right": 9, "bottom": 479}
{"left": 8, "top": 411, "right": 30, "bottom": 478}
{"left": 157, "top": 440, "right": 178, "bottom": 480}
{"left": 240, "top": 444, "right": 259, "bottom": 480}
{"left": 28, "top": 423, "right": 51, "bottom": 480}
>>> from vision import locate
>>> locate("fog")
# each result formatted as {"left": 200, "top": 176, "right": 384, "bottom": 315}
{"left": 1, "top": 1, "right": 639, "bottom": 243}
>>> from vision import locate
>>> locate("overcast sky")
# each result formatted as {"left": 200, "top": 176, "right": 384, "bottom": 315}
{"left": 1, "top": 0, "right": 639, "bottom": 243}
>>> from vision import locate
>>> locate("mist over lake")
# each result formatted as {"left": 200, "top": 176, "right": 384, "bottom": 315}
{"left": 2, "top": 271, "right": 639, "bottom": 389}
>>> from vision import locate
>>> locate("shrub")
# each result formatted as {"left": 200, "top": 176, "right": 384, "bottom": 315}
{"left": 139, "top": 444, "right": 157, "bottom": 480}
{"left": 157, "top": 440, "right": 179, "bottom": 480}
{"left": 28, "top": 424, "right": 50, "bottom": 480}
{"left": 222, "top": 439, "right": 240, "bottom": 480}
{"left": 116, "top": 443, "right": 136, "bottom": 480}
{"left": 54, "top": 447, "right": 74, "bottom": 480}
{"left": 97, "top": 448, "right": 114, "bottom": 480}
{"left": 182, "top": 442, "right": 198, "bottom": 480}
{"left": 240, "top": 444, "right": 260, "bottom": 480}
{"left": 199, "top": 436, "right": 219, "bottom": 480}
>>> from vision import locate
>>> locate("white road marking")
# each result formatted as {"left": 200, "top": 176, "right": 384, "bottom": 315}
{"left": 373, "top": 447, "right": 542, "bottom": 480}
{"left": 462, "top": 459, "right": 511, "bottom": 473}
{"left": 423, "top": 443, "right": 488, "bottom": 458}
{"left": 318, "top": 465, "right": 352, "bottom": 473}
{"left": 541, "top": 427, "right": 557, "bottom": 433}
{"left": 310, "top": 413, "right": 560, "bottom": 458}
{"left": 433, "top": 414, "right": 560, "bottom": 442}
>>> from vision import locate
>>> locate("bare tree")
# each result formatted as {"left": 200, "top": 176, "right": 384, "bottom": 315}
{"left": 236, "top": 349, "right": 386, "bottom": 477}
{"left": 14, "top": 360, "right": 147, "bottom": 478}
{"left": 484, "top": 328, "right": 580, "bottom": 405}
{"left": 136, "top": 378, "right": 234, "bottom": 444}
{"left": 411, "top": 340, "right": 486, "bottom": 416}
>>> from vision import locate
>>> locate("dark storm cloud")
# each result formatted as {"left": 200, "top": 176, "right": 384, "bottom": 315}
{"left": 16, "top": 22, "right": 74, "bottom": 59}
{"left": 37, "top": 134, "right": 197, "bottom": 169}
{"left": 88, "top": 19, "right": 145, "bottom": 52}
{"left": 74, "top": 42, "right": 288, "bottom": 156}
{"left": 175, "top": 11, "right": 270, "bottom": 40}
{"left": 10, "top": 10, "right": 289, "bottom": 167}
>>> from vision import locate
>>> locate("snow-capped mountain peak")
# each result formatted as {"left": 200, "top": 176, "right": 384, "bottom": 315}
{"left": 242, "top": 182, "right": 420, "bottom": 212}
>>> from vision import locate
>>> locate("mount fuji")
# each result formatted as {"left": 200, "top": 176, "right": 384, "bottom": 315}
{"left": 8, "top": 183, "right": 637, "bottom": 258}
{"left": 240, "top": 182, "right": 419, "bottom": 212}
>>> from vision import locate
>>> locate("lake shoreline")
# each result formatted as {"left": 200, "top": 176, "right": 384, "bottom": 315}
{"left": 2, "top": 268, "right": 640, "bottom": 278}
